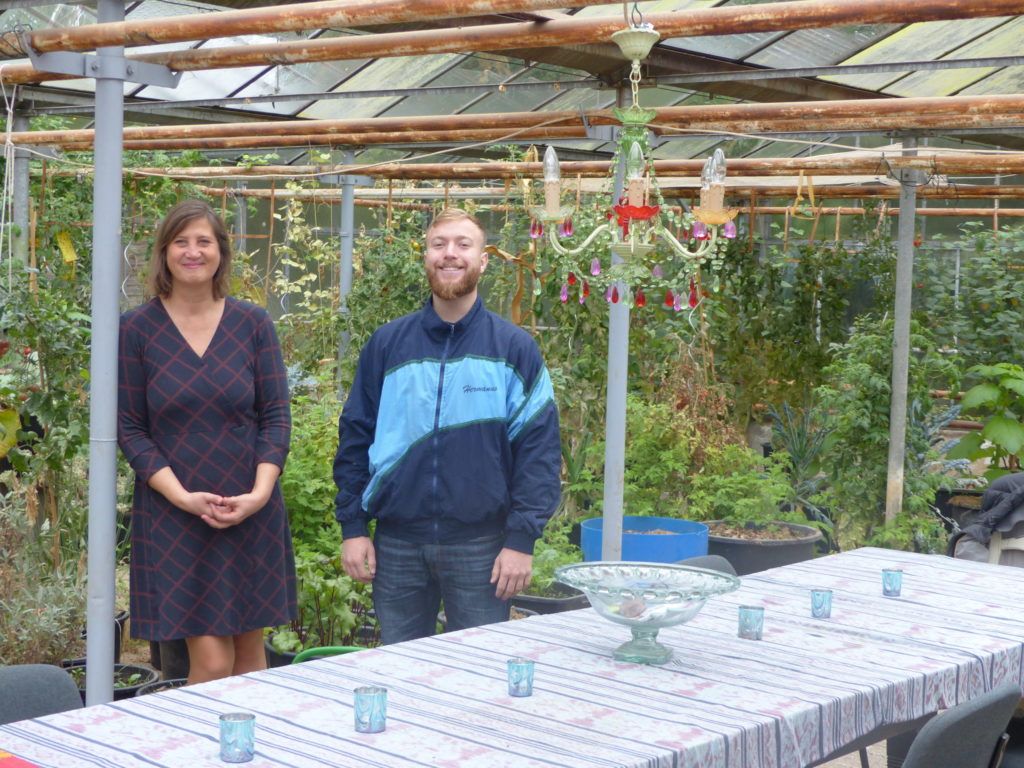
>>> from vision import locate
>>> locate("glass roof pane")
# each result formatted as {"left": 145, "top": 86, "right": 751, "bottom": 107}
{"left": 378, "top": 54, "right": 529, "bottom": 120}
{"left": 299, "top": 53, "right": 463, "bottom": 120}
{"left": 746, "top": 24, "right": 902, "bottom": 68}
{"left": 884, "top": 17, "right": 1024, "bottom": 96}
{"left": 662, "top": 30, "right": 787, "bottom": 61}
{"left": 823, "top": 17, "right": 1009, "bottom": 92}
{"left": 461, "top": 62, "right": 590, "bottom": 115}
{"left": 227, "top": 31, "right": 370, "bottom": 116}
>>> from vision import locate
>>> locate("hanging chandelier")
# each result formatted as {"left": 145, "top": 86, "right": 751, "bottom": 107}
{"left": 529, "top": 19, "right": 738, "bottom": 310}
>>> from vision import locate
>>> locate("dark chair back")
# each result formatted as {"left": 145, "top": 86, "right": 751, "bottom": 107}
{"left": 0, "top": 664, "right": 84, "bottom": 725}
{"left": 902, "top": 681, "right": 1021, "bottom": 768}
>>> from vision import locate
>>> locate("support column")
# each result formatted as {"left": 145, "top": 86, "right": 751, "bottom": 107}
{"left": 234, "top": 181, "right": 247, "bottom": 255}
{"left": 884, "top": 137, "right": 919, "bottom": 525}
{"left": 600, "top": 150, "right": 627, "bottom": 561}
{"left": 11, "top": 113, "right": 30, "bottom": 262}
{"left": 338, "top": 150, "right": 355, "bottom": 376}
{"left": 85, "top": 0, "right": 124, "bottom": 706}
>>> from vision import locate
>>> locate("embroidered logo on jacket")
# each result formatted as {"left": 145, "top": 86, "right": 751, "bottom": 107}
{"left": 463, "top": 385, "right": 498, "bottom": 394}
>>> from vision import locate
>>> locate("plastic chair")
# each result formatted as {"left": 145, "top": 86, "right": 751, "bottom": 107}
{"left": 899, "top": 681, "right": 1021, "bottom": 768}
{"left": 291, "top": 646, "right": 363, "bottom": 664}
{"left": 988, "top": 529, "right": 1024, "bottom": 565}
{"left": 674, "top": 554, "right": 737, "bottom": 577}
{"left": 0, "top": 664, "right": 84, "bottom": 725}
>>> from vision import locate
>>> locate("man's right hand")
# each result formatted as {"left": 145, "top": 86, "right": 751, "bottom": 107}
{"left": 342, "top": 536, "right": 377, "bottom": 583}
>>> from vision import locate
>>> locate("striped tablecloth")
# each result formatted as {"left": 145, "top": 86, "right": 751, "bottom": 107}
{"left": 3, "top": 547, "right": 1023, "bottom": 768}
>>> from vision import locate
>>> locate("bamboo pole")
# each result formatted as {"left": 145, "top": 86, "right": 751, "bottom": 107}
{"left": 199, "top": 185, "right": 1024, "bottom": 215}
{"left": 58, "top": 126, "right": 589, "bottom": 152}
{"left": 2, "top": 0, "right": 620, "bottom": 57}
{"left": 6, "top": 0, "right": 1024, "bottom": 85}
{"left": 38, "top": 156, "right": 1024, "bottom": 182}
{"left": 13, "top": 94, "right": 1024, "bottom": 146}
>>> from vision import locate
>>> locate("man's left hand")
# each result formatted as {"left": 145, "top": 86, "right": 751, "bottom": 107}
{"left": 490, "top": 548, "right": 533, "bottom": 600}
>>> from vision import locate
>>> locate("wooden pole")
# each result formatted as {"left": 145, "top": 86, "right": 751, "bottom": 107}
{"left": 13, "top": 95, "right": 1024, "bottom": 145}
{"left": 6, "top": 0, "right": 1024, "bottom": 84}
{"left": 5, "top": 0, "right": 621, "bottom": 56}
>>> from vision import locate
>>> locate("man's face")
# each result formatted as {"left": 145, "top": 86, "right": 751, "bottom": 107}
{"left": 424, "top": 218, "right": 488, "bottom": 301}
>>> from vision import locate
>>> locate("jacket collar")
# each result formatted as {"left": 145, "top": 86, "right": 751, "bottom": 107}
{"left": 420, "top": 295, "right": 483, "bottom": 338}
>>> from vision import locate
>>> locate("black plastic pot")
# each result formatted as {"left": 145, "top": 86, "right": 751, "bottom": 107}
{"left": 65, "top": 662, "right": 159, "bottom": 703}
{"left": 62, "top": 609, "right": 130, "bottom": 668}
{"left": 136, "top": 678, "right": 187, "bottom": 696}
{"left": 510, "top": 584, "right": 589, "bottom": 615}
{"left": 705, "top": 521, "right": 823, "bottom": 576}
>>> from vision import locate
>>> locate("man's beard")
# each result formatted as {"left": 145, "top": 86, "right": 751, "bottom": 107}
{"left": 427, "top": 262, "right": 482, "bottom": 300}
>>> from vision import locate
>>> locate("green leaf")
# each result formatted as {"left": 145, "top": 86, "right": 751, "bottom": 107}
{"left": 0, "top": 409, "right": 18, "bottom": 459}
{"left": 981, "top": 415, "right": 1024, "bottom": 455}
{"left": 946, "top": 431, "right": 985, "bottom": 460}
{"left": 960, "top": 383, "right": 1003, "bottom": 411}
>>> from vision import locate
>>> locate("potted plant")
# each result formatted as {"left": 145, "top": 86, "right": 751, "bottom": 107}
{"left": 947, "top": 363, "right": 1024, "bottom": 483}
{"left": 265, "top": 548, "right": 377, "bottom": 666}
{"left": 685, "top": 444, "right": 824, "bottom": 576}
{"left": 511, "top": 517, "right": 589, "bottom": 615}
{"left": 64, "top": 662, "right": 158, "bottom": 702}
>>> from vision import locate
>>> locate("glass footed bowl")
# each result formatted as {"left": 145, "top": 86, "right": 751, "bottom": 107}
{"left": 555, "top": 561, "right": 740, "bottom": 664}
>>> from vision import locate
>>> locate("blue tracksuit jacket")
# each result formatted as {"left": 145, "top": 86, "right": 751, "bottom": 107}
{"left": 333, "top": 297, "right": 561, "bottom": 554}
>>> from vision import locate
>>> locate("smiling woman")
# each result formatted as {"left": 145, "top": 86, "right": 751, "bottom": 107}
{"left": 117, "top": 199, "right": 298, "bottom": 688}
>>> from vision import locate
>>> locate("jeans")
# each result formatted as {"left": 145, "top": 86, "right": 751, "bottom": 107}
{"left": 373, "top": 533, "right": 510, "bottom": 644}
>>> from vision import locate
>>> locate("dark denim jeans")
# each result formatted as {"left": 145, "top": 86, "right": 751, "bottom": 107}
{"left": 373, "top": 532, "right": 510, "bottom": 644}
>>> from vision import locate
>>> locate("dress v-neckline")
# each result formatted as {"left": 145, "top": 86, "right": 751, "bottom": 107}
{"left": 158, "top": 297, "right": 227, "bottom": 361}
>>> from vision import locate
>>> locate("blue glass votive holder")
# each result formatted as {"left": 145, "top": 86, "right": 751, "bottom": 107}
{"left": 882, "top": 568, "right": 903, "bottom": 597}
{"left": 354, "top": 686, "right": 387, "bottom": 733}
{"left": 810, "top": 589, "right": 833, "bottom": 619}
{"left": 507, "top": 657, "right": 535, "bottom": 697}
{"left": 219, "top": 712, "right": 255, "bottom": 763}
{"left": 738, "top": 605, "right": 764, "bottom": 640}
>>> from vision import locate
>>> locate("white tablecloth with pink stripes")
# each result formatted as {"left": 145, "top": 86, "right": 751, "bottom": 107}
{"left": 3, "top": 547, "right": 1023, "bottom": 768}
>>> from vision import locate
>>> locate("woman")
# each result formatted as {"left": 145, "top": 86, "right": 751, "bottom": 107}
{"left": 118, "top": 199, "right": 296, "bottom": 683}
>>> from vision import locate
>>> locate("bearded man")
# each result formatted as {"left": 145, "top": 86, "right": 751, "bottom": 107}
{"left": 333, "top": 208, "right": 562, "bottom": 643}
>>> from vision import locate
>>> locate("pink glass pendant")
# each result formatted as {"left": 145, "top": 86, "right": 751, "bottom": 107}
{"left": 559, "top": 218, "right": 574, "bottom": 238}
{"left": 590, "top": 258, "right": 601, "bottom": 276}
{"left": 652, "top": 264, "right": 664, "bottom": 278}
{"left": 529, "top": 219, "right": 543, "bottom": 239}
{"left": 692, "top": 221, "right": 708, "bottom": 240}
{"left": 723, "top": 219, "right": 737, "bottom": 239}
{"left": 560, "top": 283, "right": 569, "bottom": 303}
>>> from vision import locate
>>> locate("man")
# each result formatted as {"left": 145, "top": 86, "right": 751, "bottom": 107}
{"left": 334, "top": 208, "right": 561, "bottom": 644}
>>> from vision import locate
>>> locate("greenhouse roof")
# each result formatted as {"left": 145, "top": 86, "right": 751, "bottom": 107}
{"left": 3, "top": 0, "right": 1024, "bottom": 167}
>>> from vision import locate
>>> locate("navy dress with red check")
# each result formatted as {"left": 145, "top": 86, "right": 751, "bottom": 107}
{"left": 118, "top": 297, "right": 297, "bottom": 641}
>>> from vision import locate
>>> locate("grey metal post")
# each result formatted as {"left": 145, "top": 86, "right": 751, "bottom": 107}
{"left": 884, "top": 137, "right": 919, "bottom": 525}
{"left": 85, "top": 0, "right": 124, "bottom": 706}
{"left": 11, "top": 113, "right": 30, "bottom": 262}
{"left": 338, "top": 151, "right": 355, "bottom": 375}
{"left": 600, "top": 151, "right": 628, "bottom": 561}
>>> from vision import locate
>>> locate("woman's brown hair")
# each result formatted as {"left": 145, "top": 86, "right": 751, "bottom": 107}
{"left": 146, "top": 199, "right": 233, "bottom": 299}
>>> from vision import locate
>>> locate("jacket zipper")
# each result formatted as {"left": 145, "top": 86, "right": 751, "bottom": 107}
{"left": 431, "top": 322, "right": 455, "bottom": 542}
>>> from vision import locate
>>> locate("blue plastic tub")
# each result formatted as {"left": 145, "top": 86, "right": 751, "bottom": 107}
{"left": 580, "top": 516, "right": 708, "bottom": 563}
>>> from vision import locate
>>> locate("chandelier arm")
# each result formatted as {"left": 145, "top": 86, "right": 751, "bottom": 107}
{"left": 657, "top": 224, "right": 713, "bottom": 260}
{"left": 546, "top": 222, "right": 612, "bottom": 256}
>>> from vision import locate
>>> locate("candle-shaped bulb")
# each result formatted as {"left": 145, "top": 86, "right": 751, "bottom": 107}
{"left": 700, "top": 156, "right": 713, "bottom": 190}
{"left": 625, "top": 141, "right": 645, "bottom": 181}
{"left": 543, "top": 146, "right": 560, "bottom": 184}
{"left": 712, "top": 148, "right": 727, "bottom": 184}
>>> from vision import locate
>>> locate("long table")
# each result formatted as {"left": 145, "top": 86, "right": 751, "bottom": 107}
{"left": 3, "top": 547, "right": 1023, "bottom": 767}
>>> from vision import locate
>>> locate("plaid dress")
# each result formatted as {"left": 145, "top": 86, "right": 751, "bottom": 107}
{"left": 118, "top": 297, "right": 297, "bottom": 641}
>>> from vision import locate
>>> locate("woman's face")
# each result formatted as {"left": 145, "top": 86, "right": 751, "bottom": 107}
{"left": 165, "top": 217, "right": 221, "bottom": 292}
